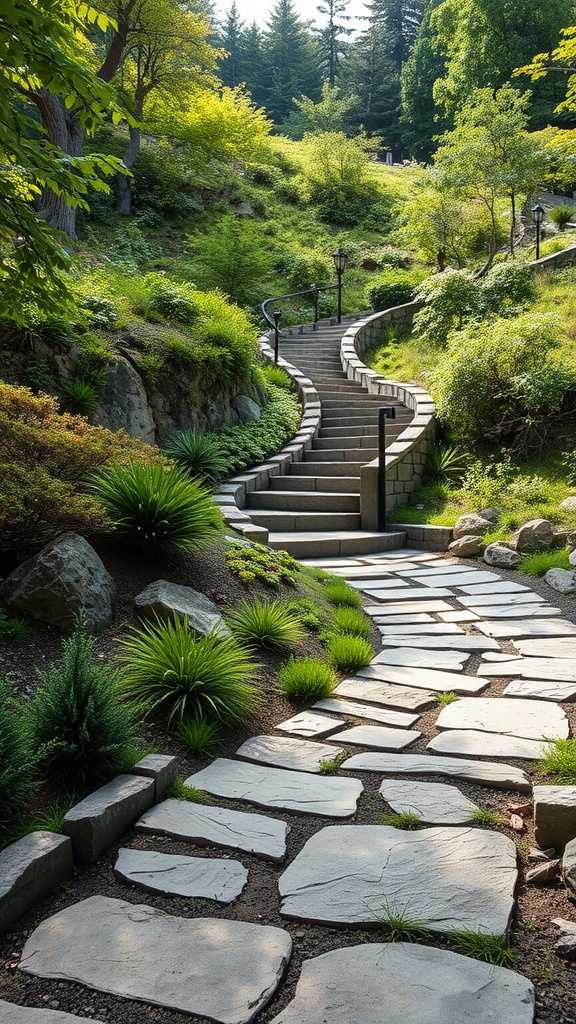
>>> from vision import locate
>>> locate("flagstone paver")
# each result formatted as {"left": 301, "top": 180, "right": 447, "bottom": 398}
{"left": 358, "top": 663, "right": 488, "bottom": 694}
{"left": 343, "top": 751, "right": 531, "bottom": 790}
{"left": 427, "top": 730, "right": 547, "bottom": 760}
{"left": 374, "top": 635, "right": 499, "bottom": 652}
{"left": 458, "top": 592, "right": 548, "bottom": 608}
{"left": 363, "top": 601, "right": 453, "bottom": 614}
{"left": 379, "top": 779, "right": 479, "bottom": 824}
{"left": 313, "top": 697, "right": 419, "bottom": 727}
{"left": 275, "top": 711, "right": 344, "bottom": 737}
{"left": 471, "top": 605, "right": 560, "bottom": 619}
{"left": 330, "top": 724, "right": 421, "bottom": 750}
{"left": 377, "top": 623, "right": 465, "bottom": 636}
{"left": 19, "top": 896, "right": 292, "bottom": 1024}
{"left": 459, "top": 581, "right": 532, "bottom": 595}
{"left": 267, "top": 944, "right": 534, "bottom": 1024}
{"left": 477, "top": 618, "right": 576, "bottom": 638}
{"left": 278, "top": 825, "right": 517, "bottom": 936}
{"left": 478, "top": 657, "right": 576, "bottom": 682}
{"left": 0, "top": 1003, "right": 106, "bottom": 1024}
{"left": 435, "top": 696, "right": 569, "bottom": 739}
{"left": 503, "top": 679, "right": 576, "bottom": 701}
{"left": 516, "top": 638, "right": 576, "bottom": 658}
{"left": 361, "top": 587, "right": 454, "bottom": 600}
{"left": 371, "top": 612, "right": 436, "bottom": 624}
{"left": 114, "top": 848, "right": 248, "bottom": 902}
{"left": 334, "top": 678, "right": 436, "bottom": 711}
{"left": 136, "top": 798, "right": 288, "bottom": 862}
{"left": 185, "top": 759, "right": 363, "bottom": 817}
{"left": 236, "top": 735, "right": 346, "bottom": 773}
{"left": 349, "top": 578, "right": 409, "bottom": 590}
{"left": 370, "top": 648, "right": 470, "bottom": 670}
{"left": 404, "top": 564, "right": 493, "bottom": 577}
{"left": 407, "top": 571, "right": 501, "bottom": 587}
{"left": 438, "top": 610, "right": 480, "bottom": 622}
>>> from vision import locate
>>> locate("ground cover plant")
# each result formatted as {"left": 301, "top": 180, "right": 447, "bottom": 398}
{"left": 539, "top": 738, "right": 576, "bottom": 784}
{"left": 226, "top": 597, "right": 305, "bottom": 650}
{"left": 325, "top": 633, "right": 373, "bottom": 673}
{"left": 277, "top": 655, "right": 337, "bottom": 700}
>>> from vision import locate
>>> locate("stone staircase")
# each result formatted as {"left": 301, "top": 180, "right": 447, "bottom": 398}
{"left": 245, "top": 320, "right": 412, "bottom": 558}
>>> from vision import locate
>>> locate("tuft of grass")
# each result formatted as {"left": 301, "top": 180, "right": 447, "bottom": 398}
{"left": 4, "top": 798, "right": 75, "bottom": 844}
{"left": 161, "top": 430, "right": 227, "bottom": 486}
{"left": 226, "top": 597, "right": 305, "bottom": 650}
{"left": 323, "top": 580, "right": 363, "bottom": 608}
{"left": 467, "top": 806, "right": 508, "bottom": 829}
{"left": 519, "top": 549, "right": 572, "bottom": 576}
{"left": 278, "top": 656, "right": 337, "bottom": 701}
{"left": 318, "top": 751, "right": 348, "bottom": 775}
{"left": 165, "top": 779, "right": 214, "bottom": 804}
{"left": 0, "top": 610, "right": 29, "bottom": 644}
{"left": 325, "top": 633, "right": 373, "bottom": 673}
{"left": 539, "top": 737, "right": 576, "bottom": 784}
{"left": 326, "top": 606, "right": 371, "bottom": 639}
{"left": 435, "top": 691, "right": 460, "bottom": 706}
{"left": 177, "top": 716, "right": 220, "bottom": 753}
{"left": 375, "top": 899, "right": 431, "bottom": 943}
{"left": 531, "top": 959, "right": 554, "bottom": 984}
{"left": 449, "top": 930, "right": 514, "bottom": 966}
{"left": 377, "top": 811, "right": 422, "bottom": 830}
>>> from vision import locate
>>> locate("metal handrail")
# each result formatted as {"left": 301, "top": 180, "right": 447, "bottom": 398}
{"left": 261, "top": 283, "right": 338, "bottom": 331}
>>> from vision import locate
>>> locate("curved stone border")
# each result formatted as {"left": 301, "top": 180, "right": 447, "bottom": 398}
{"left": 339, "top": 302, "right": 436, "bottom": 531}
{"left": 212, "top": 335, "right": 322, "bottom": 544}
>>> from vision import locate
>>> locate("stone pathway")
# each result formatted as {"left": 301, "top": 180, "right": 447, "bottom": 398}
{"left": 11, "top": 545, "right": 576, "bottom": 1023}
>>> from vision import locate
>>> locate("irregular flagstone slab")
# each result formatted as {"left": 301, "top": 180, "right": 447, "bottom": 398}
{"left": 267, "top": 943, "right": 534, "bottom": 1024}
{"left": 364, "top": 601, "right": 453, "bottom": 615}
{"left": 313, "top": 697, "right": 419, "bottom": 728}
{"left": 330, "top": 563, "right": 422, "bottom": 577}
{"left": 114, "top": 848, "right": 248, "bottom": 902}
{"left": 19, "top": 895, "right": 292, "bottom": 1024}
{"left": 0, "top": 1002, "right": 106, "bottom": 1024}
{"left": 235, "top": 735, "right": 345, "bottom": 773}
{"left": 136, "top": 798, "right": 288, "bottom": 862}
{"left": 349, "top": 578, "right": 409, "bottom": 590}
{"left": 275, "top": 711, "right": 344, "bottom": 738}
{"left": 185, "top": 759, "right": 363, "bottom": 817}
{"left": 406, "top": 572, "right": 501, "bottom": 588}
{"left": 438, "top": 610, "right": 480, "bottom": 622}
{"left": 503, "top": 679, "right": 576, "bottom": 701}
{"left": 470, "top": 605, "right": 560, "bottom": 619}
{"left": 334, "top": 678, "right": 435, "bottom": 711}
{"left": 458, "top": 592, "right": 544, "bottom": 608}
{"left": 358, "top": 663, "right": 488, "bottom": 695}
{"left": 278, "top": 825, "right": 517, "bottom": 936}
{"left": 477, "top": 618, "right": 576, "bottom": 639}
{"left": 482, "top": 652, "right": 523, "bottom": 661}
{"left": 402, "top": 564, "right": 483, "bottom": 576}
{"left": 363, "top": 587, "right": 453, "bottom": 600}
{"left": 379, "top": 779, "right": 478, "bottom": 825}
{"left": 427, "top": 730, "right": 547, "bottom": 760}
{"left": 375, "top": 635, "right": 499, "bottom": 652}
{"left": 516, "top": 638, "right": 576, "bottom": 659}
{"left": 371, "top": 648, "right": 469, "bottom": 671}
{"left": 459, "top": 581, "right": 532, "bottom": 595}
{"left": 478, "top": 657, "right": 576, "bottom": 682}
{"left": 436, "top": 696, "right": 569, "bottom": 740}
{"left": 377, "top": 623, "right": 464, "bottom": 637}
{"left": 370, "top": 612, "right": 436, "bottom": 624}
{"left": 343, "top": 752, "right": 531, "bottom": 791}
{"left": 330, "top": 724, "right": 421, "bottom": 750}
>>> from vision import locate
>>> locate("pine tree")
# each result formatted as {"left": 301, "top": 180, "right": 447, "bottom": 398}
{"left": 315, "top": 0, "right": 352, "bottom": 86}
{"left": 218, "top": 2, "right": 245, "bottom": 88}
{"left": 238, "top": 21, "right": 268, "bottom": 108}
{"left": 400, "top": 0, "right": 448, "bottom": 160}
{"left": 262, "top": 0, "right": 322, "bottom": 124}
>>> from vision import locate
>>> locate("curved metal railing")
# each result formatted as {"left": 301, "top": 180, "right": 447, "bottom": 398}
{"left": 261, "top": 283, "right": 339, "bottom": 363}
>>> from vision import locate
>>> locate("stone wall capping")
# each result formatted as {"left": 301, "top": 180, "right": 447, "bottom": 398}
{"left": 0, "top": 832, "right": 73, "bottom": 933}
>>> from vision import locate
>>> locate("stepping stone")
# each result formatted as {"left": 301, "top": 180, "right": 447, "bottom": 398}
{"left": 436, "top": 696, "right": 569, "bottom": 740}
{"left": 314, "top": 697, "right": 419, "bottom": 728}
{"left": 406, "top": 572, "right": 501, "bottom": 587}
{"left": 377, "top": 623, "right": 464, "bottom": 637}
{"left": 334, "top": 679, "right": 435, "bottom": 711}
{"left": 379, "top": 779, "right": 479, "bottom": 825}
{"left": 358, "top": 664, "right": 488, "bottom": 695}
{"left": 470, "top": 605, "right": 560, "bottom": 619}
{"left": 331, "top": 724, "right": 421, "bottom": 750}
{"left": 370, "top": 612, "right": 436, "bottom": 624}
{"left": 20, "top": 895, "right": 291, "bottom": 1024}
{"left": 402, "top": 564, "right": 487, "bottom": 577}
{"left": 516, "top": 638, "right": 576, "bottom": 659}
{"left": 236, "top": 735, "right": 345, "bottom": 773}
{"left": 364, "top": 601, "right": 453, "bottom": 615}
{"left": 478, "top": 657, "right": 576, "bottom": 682}
{"left": 267, "top": 943, "right": 534, "bottom": 1024}
{"left": 278, "top": 825, "right": 517, "bottom": 936}
{"left": 458, "top": 592, "right": 544, "bottom": 608}
{"left": 477, "top": 618, "right": 576, "bottom": 639}
{"left": 349, "top": 578, "right": 409, "bottom": 590}
{"left": 114, "top": 848, "right": 248, "bottom": 902}
{"left": 459, "top": 581, "right": 532, "bottom": 595}
{"left": 438, "top": 610, "right": 480, "bottom": 622}
{"left": 0, "top": 1003, "right": 106, "bottom": 1024}
{"left": 482, "top": 652, "right": 523, "bottom": 661}
{"left": 371, "top": 648, "right": 469, "bottom": 670}
{"left": 331, "top": 563, "right": 422, "bottom": 577}
{"left": 185, "top": 759, "right": 363, "bottom": 817}
{"left": 275, "top": 711, "right": 344, "bottom": 738}
{"left": 363, "top": 588, "right": 453, "bottom": 600}
{"left": 376, "top": 636, "right": 499, "bottom": 652}
{"left": 427, "top": 730, "right": 547, "bottom": 760}
{"left": 136, "top": 798, "right": 288, "bottom": 862}
{"left": 503, "top": 679, "right": 576, "bottom": 701}
{"left": 343, "top": 752, "right": 531, "bottom": 791}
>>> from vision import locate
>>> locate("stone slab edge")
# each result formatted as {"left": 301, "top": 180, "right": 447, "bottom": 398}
{"left": 131, "top": 754, "right": 179, "bottom": 801}
{"left": 0, "top": 832, "right": 73, "bottom": 934}
{"left": 63, "top": 774, "right": 155, "bottom": 862}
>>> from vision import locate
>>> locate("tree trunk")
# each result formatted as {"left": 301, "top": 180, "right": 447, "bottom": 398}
{"left": 510, "top": 193, "right": 516, "bottom": 256}
{"left": 35, "top": 90, "right": 85, "bottom": 239}
{"left": 117, "top": 122, "right": 141, "bottom": 215}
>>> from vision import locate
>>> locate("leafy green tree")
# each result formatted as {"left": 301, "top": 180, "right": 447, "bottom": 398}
{"left": 400, "top": 176, "right": 494, "bottom": 268}
{"left": 284, "top": 82, "right": 356, "bottom": 139}
{"left": 189, "top": 216, "right": 273, "bottom": 305}
{"left": 298, "top": 130, "right": 380, "bottom": 223}
{"left": 262, "top": 0, "right": 322, "bottom": 124}
{"left": 515, "top": 24, "right": 576, "bottom": 114}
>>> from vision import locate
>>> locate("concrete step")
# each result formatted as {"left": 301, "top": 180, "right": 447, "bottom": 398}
{"left": 305, "top": 447, "right": 378, "bottom": 462}
{"left": 293, "top": 461, "right": 366, "bottom": 476}
{"left": 321, "top": 412, "right": 413, "bottom": 427}
{"left": 270, "top": 475, "right": 359, "bottom": 493}
{"left": 267, "top": 529, "right": 407, "bottom": 558}
{"left": 246, "top": 509, "right": 362, "bottom": 531}
{"left": 312, "top": 435, "right": 379, "bottom": 451}
{"left": 247, "top": 490, "right": 359, "bottom": 512}
{"left": 319, "top": 423, "right": 398, "bottom": 437}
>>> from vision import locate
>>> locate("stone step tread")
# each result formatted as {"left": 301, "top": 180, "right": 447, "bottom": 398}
{"left": 271, "top": 475, "right": 360, "bottom": 493}
{"left": 247, "top": 491, "right": 360, "bottom": 512}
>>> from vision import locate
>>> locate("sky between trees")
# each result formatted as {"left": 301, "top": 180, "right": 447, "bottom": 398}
{"left": 213, "top": 0, "right": 365, "bottom": 31}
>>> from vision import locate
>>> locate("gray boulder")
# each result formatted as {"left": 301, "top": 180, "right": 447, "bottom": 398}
{"left": 134, "top": 580, "right": 230, "bottom": 637}
{"left": 570, "top": 548, "right": 576, "bottom": 568}
{"left": 561, "top": 497, "right": 576, "bottom": 511}
{"left": 544, "top": 568, "right": 576, "bottom": 594}
{"left": 232, "top": 201, "right": 255, "bottom": 217}
{"left": 553, "top": 918, "right": 576, "bottom": 961}
{"left": 453, "top": 514, "right": 493, "bottom": 540}
{"left": 91, "top": 356, "right": 156, "bottom": 444}
{"left": 562, "top": 837, "right": 576, "bottom": 895}
{"left": 513, "top": 518, "right": 555, "bottom": 553}
{"left": 479, "top": 507, "right": 502, "bottom": 523}
{"left": 0, "top": 533, "right": 116, "bottom": 630}
{"left": 448, "top": 535, "right": 484, "bottom": 557}
{"left": 483, "top": 542, "right": 522, "bottom": 569}
{"left": 232, "top": 394, "right": 261, "bottom": 423}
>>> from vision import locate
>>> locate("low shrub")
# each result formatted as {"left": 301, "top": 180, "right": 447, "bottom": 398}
{"left": 424, "top": 444, "right": 469, "bottom": 485}
{"left": 540, "top": 738, "right": 576, "bottom": 784}
{"left": 520, "top": 550, "right": 572, "bottom": 576}
{"left": 59, "top": 376, "right": 101, "bottom": 416}
{"left": 0, "top": 676, "right": 35, "bottom": 835}
{"left": 449, "top": 931, "right": 514, "bottom": 966}
{"left": 207, "top": 385, "right": 301, "bottom": 475}
{"left": 549, "top": 204, "right": 574, "bottom": 229}
{"left": 26, "top": 620, "right": 135, "bottom": 786}
{"left": 226, "top": 598, "right": 305, "bottom": 650}
{"left": 325, "top": 633, "right": 373, "bottom": 673}
{"left": 89, "top": 462, "right": 223, "bottom": 553}
{"left": 0, "top": 609, "right": 29, "bottom": 643}
{"left": 177, "top": 717, "right": 220, "bottom": 753}
{"left": 368, "top": 270, "right": 425, "bottom": 312}
{"left": 117, "top": 616, "right": 258, "bottom": 728}
{"left": 225, "top": 543, "right": 299, "bottom": 586}
{"left": 161, "top": 431, "right": 227, "bottom": 487}
{"left": 278, "top": 656, "right": 337, "bottom": 700}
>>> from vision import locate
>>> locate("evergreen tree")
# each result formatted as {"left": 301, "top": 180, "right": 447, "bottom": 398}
{"left": 262, "top": 0, "right": 322, "bottom": 124}
{"left": 315, "top": 0, "right": 352, "bottom": 85}
{"left": 218, "top": 2, "right": 245, "bottom": 88}
{"left": 400, "top": 0, "right": 448, "bottom": 160}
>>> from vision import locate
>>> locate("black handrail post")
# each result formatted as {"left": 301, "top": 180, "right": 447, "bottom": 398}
{"left": 378, "top": 406, "right": 396, "bottom": 532}
{"left": 273, "top": 309, "right": 282, "bottom": 364}
{"left": 311, "top": 285, "right": 319, "bottom": 330}
{"left": 331, "top": 249, "right": 348, "bottom": 325}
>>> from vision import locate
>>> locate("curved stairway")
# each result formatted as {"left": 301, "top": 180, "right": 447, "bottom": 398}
{"left": 246, "top": 319, "right": 412, "bottom": 558}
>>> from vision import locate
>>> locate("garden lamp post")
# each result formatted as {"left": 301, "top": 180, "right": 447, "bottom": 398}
{"left": 273, "top": 309, "right": 282, "bottom": 364}
{"left": 331, "top": 248, "right": 348, "bottom": 324}
{"left": 532, "top": 203, "right": 545, "bottom": 260}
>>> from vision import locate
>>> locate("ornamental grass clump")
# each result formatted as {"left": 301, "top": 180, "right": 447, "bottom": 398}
{"left": 89, "top": 462, "right": 223, "bottom": 553}
{"left": 117, "top": 614, "right": 258, "bottom": 728}
{"left": 327, "top": 606, "right": 371, "bottom": 639}
{"left": 226, "top": 598, "right": 305, "bottom": 650}
{"left": 278, "top": 656, "right": 337, "bottom": 701}
{"left": 325, "top": 634, "right": 373, "bottom": 673}
{"left": 161, "top": 431, "right": 227, "bottom": 487}
{"left": 323, "top": 579, "right": 362, "bottom": 608}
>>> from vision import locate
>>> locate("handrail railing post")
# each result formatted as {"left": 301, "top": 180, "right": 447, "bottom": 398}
{"left": 311, "top": 285, "right": 319, "bottom": 330}
{"left": 273, "top": 309, "right": 281, "bottom": 364}
{"left": 378, "top": 406, "right": 396, "bottom": 532}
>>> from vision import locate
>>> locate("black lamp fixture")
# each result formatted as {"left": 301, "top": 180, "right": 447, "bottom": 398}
{"left": 331, "top": 248, "right": 348, "bottom": 324}
{"left": 531, "top": 203, "right": 545, "bottom": 260}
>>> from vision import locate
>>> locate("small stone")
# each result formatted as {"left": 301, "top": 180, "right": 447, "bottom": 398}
{"left": 511, "top": 802, "right": 532, "bottom": 816}
{"left": 483, "top": 543, "right": 522, "bottom": 569}
{"left": 134, "top": 580, "right": 230, "bottom": 637}
{"left": 526, "top": 861, "right": 560, "bottom": 884}
{"left": 510, "top": 814, "right": 525, "bottom": 832}
{"left": 479, "top": 507, "right": 502, "bottom": 523}
{"left": 544, "top": 568, "right": 576, "bottom": 593}
{"left": 513, "top": 518, "right": 555, "bottom": 553}
{"left": 528, "top": 847, "right": 555, "bottom": 862}
{"left": 534, "top": 785, "right": 576, "bottom": 849}
{"left": 553, "top": 918, "right": 576, "bottom": 960}
{"left": 560, "top": 497, "right": 576, "bottom": 511}
{"left": 562, "top": 836, "right": 576, "bottom": 895}
{"left": 448, "top": 535, "right": 484, "bottom": 557}
{"left": 453, "top": 514, "right": 493, "bottom": 540}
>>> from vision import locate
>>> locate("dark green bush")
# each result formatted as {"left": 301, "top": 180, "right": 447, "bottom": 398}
{"left": 549, "top": 204, "right": 574, "bottom": 229}
{"left": 325, "top": 633, "right": 373, "bottom": 673}
{"left": 226, "top": 598, "right": 305, "bottom": 650}
{"left": 0, "top": 676, "right": 35, "bottom": 833}
{"left": 207, "top": 385, "right": 301, "bottom": 475}
{"left": 59, "top": 377, "right": 101, "bottom": 416}
{"left": 161, "top": 431, "right": 227, "bottom": 486}
{"left": 368, "top": 270, "right": 425, "bottom": 312}
{"left": 478, "top": 260, "right": 535, "bottom": 314}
